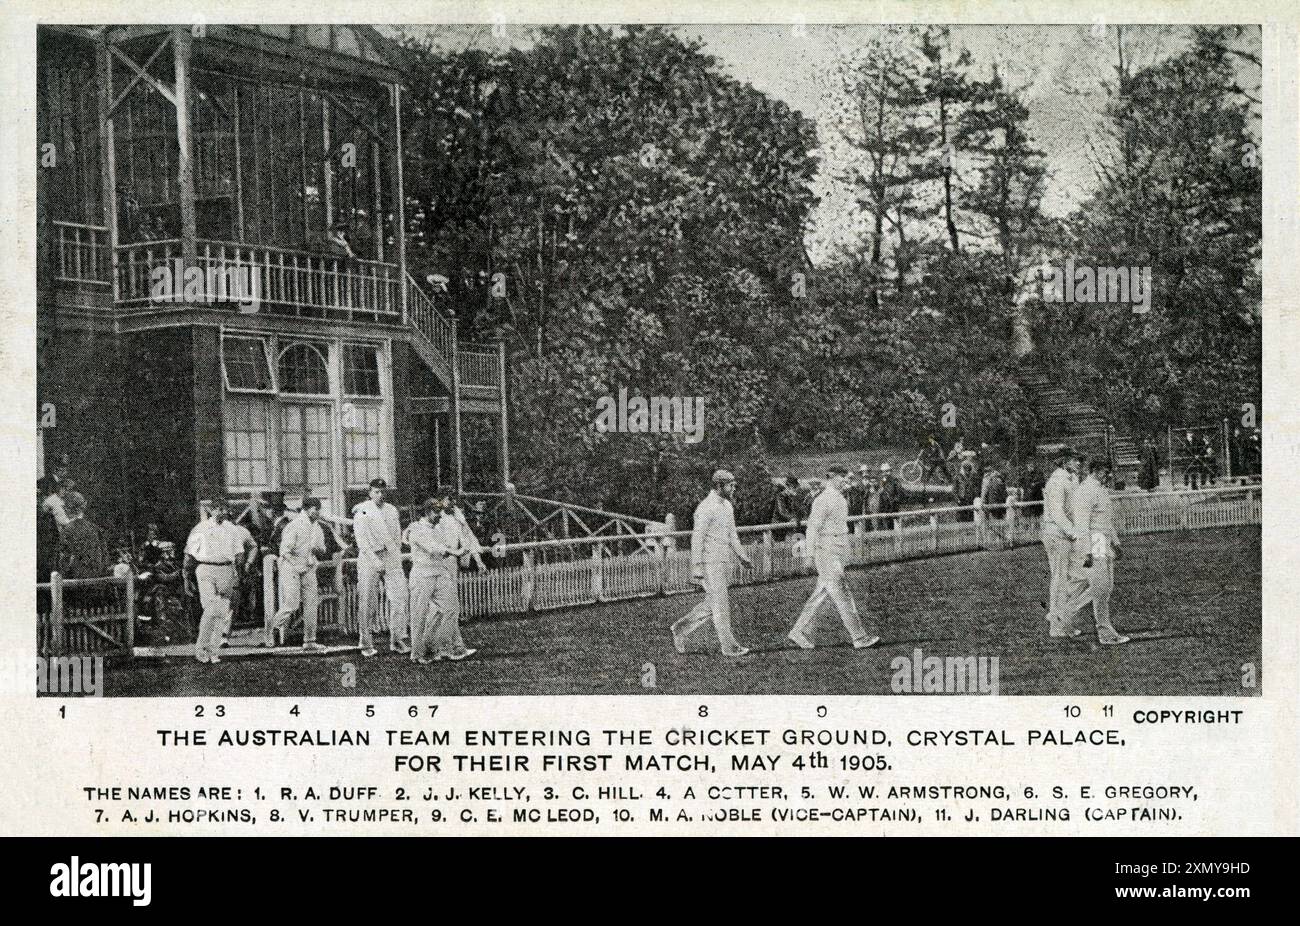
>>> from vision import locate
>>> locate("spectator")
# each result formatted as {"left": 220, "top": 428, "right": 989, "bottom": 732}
{"left": 981, "top": 468, "right": 1008, "bottom": 520}
{"left": 878, "top": 463, "right": 903, "bottom": 529}
{"left": 946, "top": 437, "right": 965, "bottom": 470}
{"left": 865, "top": 476, "right": 882, "bottom": 531}
{"left": 771, "top": 476, "right": 802, "bottom": 537}
{"left": 322, "top": 222, "right": 356, "bottom": 260}
{"left": 1018, "top": 460, "right": 1046, "bottom": 515}
{"left": 58, "top": 492, "right": 109, "bottom": 579}
{"left": 954, "top": 460, "right": 980, "bottom": 521}
{"left": 921, "top": 436, "right": 953, "bottom": 484}
{"left": 37, "top": 485, "right": 59, "bottom": 582}
{"left": 42, "top": 478, "right": 76, "bottom": 531}
{"left": 138, "top": 522, "right": 169, "bottom": 571}
{"left": 1138, "top": 438, "right": 1160, "bottom": 492}
{"left": 844, "top": 468, "right": 867, "bottom": 520}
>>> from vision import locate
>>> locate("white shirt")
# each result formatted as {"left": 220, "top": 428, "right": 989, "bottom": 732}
{"left": 806, "top": 483, "right": 850, "bottom": 558}
{"left": 352, "top": 499, "right": 402, "bottom": 562}
{"left": 185, "top": 518, "right": 249, "bottom": 565}
{"left": 279, "top": 511, "right": 326, "bottom": 571}
{"left": 690, "top": 491, "right": 745, "bottom": 569}
{"left": 406, "top": 516, "right": 463, "bottom": 577}
{"left": 1042, "top": 468, "right": 1077, "bottom": 540}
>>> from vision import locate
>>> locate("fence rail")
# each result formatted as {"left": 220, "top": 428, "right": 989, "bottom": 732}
{"left": 457, "top": 344, "right": 501, "bottom": 390}
{"left": 37, "top": 485, "right": 1260, "bottom": 654}
{"left": 406, "top": 272, "right": 456, "bottom": 361}
{"left": 36, "top": 572, "right": 135, "bottom": 656}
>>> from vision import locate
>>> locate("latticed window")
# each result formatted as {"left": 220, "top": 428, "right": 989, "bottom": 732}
{"left": 223, "top": 396, "right": 271, "bottom": 487}
{"left": 221, "top": 336, "right": 274, "bottom": 392}
{"left": 343, "top": 403, "right": 383, "bottom": 487}
{"left": 277, "top": 342, "right": 330, "bottom": 395}
{"left": 279, "top": 403, "right": 332, "bottom": 491}
{"left": 342, "top": 343, "right": 382, "bottom": 397}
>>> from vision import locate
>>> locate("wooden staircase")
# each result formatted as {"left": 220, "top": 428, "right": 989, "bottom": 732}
{"left": 1020, "top": 366, "right": 1140, "bottom": 477}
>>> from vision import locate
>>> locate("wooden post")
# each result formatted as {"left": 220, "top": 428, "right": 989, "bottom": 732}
{"left": 124, "top": 570, "right": 136, "bottom": 651}
{"left": 371, "top": 140, "right": 383, "bottom": 262}
{"left": 1006, "top": 494, "right": 1018, "bottom": 546}
{"left": 893, "top": 515, "right": 903, "bottom": 558}
{"left": 97, "top": 39, "right": 119, "bottom": 300}
{"left": 263, "top": 553, "right": 277, "bottom": 627}
{"left": 498, "top": 340, "right": 509, "bottom": 490}
{"left": 521, "top": 551, "right": 535, "bottom": 611}
{"left": 761, "top": 529, "right": 773, "bottom": 581}
{"left": 389, "top": 83, "right": 408, "bottom": 325}
{"left": 974, "top": 497, "right": 985, "bottom": 548}
{"left": 50, "top": 572, "right": 64, "bottom": 656}
{"left": 655, "top": 539, "right": 668, "bottom": 595}
{"left": 450, "top": 317, "right": 464, "bottom": 495}
{"left": 172, "top": 28, "right": 196, "bottom": 266}
{"left": 1223, "top": 417, "right": 1232, "bottom": 479}
{"left": 590, "top": 544, "right": 602, "bottom": 601}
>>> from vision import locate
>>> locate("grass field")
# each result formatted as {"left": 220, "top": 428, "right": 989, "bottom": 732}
{"left": 103, "top": 526, "right": 1260, "bottom": 697}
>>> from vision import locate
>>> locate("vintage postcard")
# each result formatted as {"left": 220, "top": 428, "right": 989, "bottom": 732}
{"left": 0, "top": 0, "right": 1295, "bottom": 861}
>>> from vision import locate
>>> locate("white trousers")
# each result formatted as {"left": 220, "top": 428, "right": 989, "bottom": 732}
{"left": 357, "top": 555, "right": 408, "bottom": 648}
{"left": 194, "top": 564, "right": 235, "bottom": 660}
{"left": 272, "top": 561, "right": 319, "bottom": 644}
{"left": 672, "top": 562, "right": 744, "bottom": 653}
{"left": 791, "top": 549, "right": 869, "bottom": 644}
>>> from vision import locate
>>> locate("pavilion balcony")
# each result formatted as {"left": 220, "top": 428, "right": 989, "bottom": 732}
{"left": 115, "top": 238, "right": 402, "bottom": 324}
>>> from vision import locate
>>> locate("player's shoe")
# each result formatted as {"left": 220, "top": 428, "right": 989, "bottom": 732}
{"left": 670, "top": 627, "right": 687, "bottom": 654}
{"left": 208, "top": 655, "right": 221, "bottom": 664}
{"left": 852, "top": 635, "right": 880, "bottom": 649}
{"left": 301, "top": 642, "right": 326, "bottom": 653}
{"left": 1097, "top": 627, "right": 1130, "bottom": 645}
{"left": 445, "top": 649, "right": 477, "bottom": 661}
{"left": 416, "top": 656, "right": 435, "bottom": 665}
{"left": 360, "top": 646, "right": 378, "bottom": 658}
{"left": 1049, "top": 625, "right": 1083, "bottom": 638}
{"left": 722, "top": 646, "right": 750, "bottom": 657}
{"left": 787, "top": 629, "right": 814, "bottom": 649}
{"left": 391, "top": 641, "right": 411, "bottom": 655}
{"left": 194, "top": 654, "right": 211, "bottom": 664}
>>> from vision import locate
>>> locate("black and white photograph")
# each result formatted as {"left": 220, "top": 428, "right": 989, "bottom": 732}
{"left": 33, "top": 18, "right": 1262, "bottom": 699}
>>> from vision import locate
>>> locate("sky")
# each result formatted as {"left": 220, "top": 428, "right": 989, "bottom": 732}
{"left": 396, "top": 23, "right": 1260, "bottom": 264}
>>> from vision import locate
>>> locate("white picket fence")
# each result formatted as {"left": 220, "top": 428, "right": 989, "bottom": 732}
{"left": 268, "top": 484, "right": 1261, "bottom": 634}
{"left": 35, "top": 484, "right": 1259, "bottom": 653}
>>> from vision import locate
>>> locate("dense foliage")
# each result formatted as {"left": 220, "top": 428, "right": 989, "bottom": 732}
{"left": 397, "top": 25, "right": 1260, "bottom": 521}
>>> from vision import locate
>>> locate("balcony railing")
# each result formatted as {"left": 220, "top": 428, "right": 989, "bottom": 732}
{"left": 406, "top": 271, "right": 455, "bottom": 361}
{"left": 52, "top": 220, "right": 111, "bottom": 286}
{"left": 115, "top": 239, "right": 402, "bottom": 323}
{"left": 458, "top": 344, "right": 502, "bottom": 391}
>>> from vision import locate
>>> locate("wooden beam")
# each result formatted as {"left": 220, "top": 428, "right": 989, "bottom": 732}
{"left": 203, "top": 26, "right": 406, "bottom": 86}
{"left": 97, "top": 39, "right": 120, "bottom": 301}
{"left": 390, "top": 82, "right": 408, "bottom": 324}
{"left": 499, "top": 340, "right": 510, "bottom": 488}
{"left": 173, "top": 27, "right": 196, "bottom": 264}
{"left": 108, "top": 33, "right": 172, "bottom": 115}
{"left": 322, "top": 90, "right": 386, "bottom": 148}
{"left": 109, "top": 43, "right": 176, "bottom": 109}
